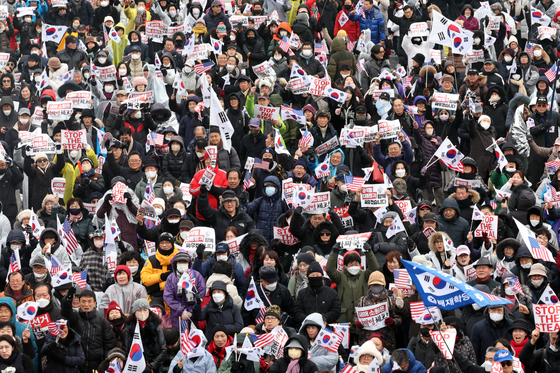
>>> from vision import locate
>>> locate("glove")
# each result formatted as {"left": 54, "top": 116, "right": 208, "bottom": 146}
{"left": 67, "top": 285, "right": 76, "bottom": 299}
{"left": 24, "top": 225, "right": 32, "bottom": 235}
{"left": 124, "top": 192, "right": 133, "bottom": 206}
{"left": 5, "top": 155, "right": 12, "bottom": 166}
{"left": 55, "top": 143, "right": 63, "bottom": 154}
{"left": 407, "top": 237, "right": 415, "bottom": 250}
{"left": 279, "top": 77, "right": 288, "bottom": 87}
{"left": 24, "top": 145, "right": 32, "bottom": 157}
{"left": 161, "top": 68, "right": 167, "bottom": 76}
{"left": 461, "top": 99, "right": 469, "bottom": 110}
{"left": 119, "top": 103, "right": 126, "bottom": 115}
{"left": 295, "top": 206, "right": 303, "bottom": 215}
{"left": 200, "top": 185, "right": 208, "bottom": 195}
{"left": 48, "top": 342, "right": 58, "bottom": 352}
{"left": 231, "top": 362, "right": 245, "bottom": 373}
{"left": 530, "top": 125, "right": 543, "bottom": 136}
{"left": 196, "top": 244, "right": 205, "bottom": 259}
{"left": 481, "top": 231, "right": 490, "bottom": 243}
{"left": 395, "top": 297, "right": 404, "bottom": 309}
{"left": 124, "top": 192, "right": 131, "bottom": 200}
{"left": 160, "top": 271, "right": 171, "bottom": 281}
{"left": 373, "top": 243, "right": 380, "bottom": 253}
{"left": 328, "top": 208, "right": 336, "bottom": 216}
{"left": 79, "top": 178, "right": 90, "bottom": 187}
{"left": 51, "top": 348, "right": 66, "bottom": 363}
{"left": 355, "top": 320, "right": 363, "bottom": 329}
{"left": 259, "top": 357, "right": 269, "bottom": 371}
{"left": 420, "top": 166, "right": 428, "bottom": 176}
{"left": 104, "top": 193, "right": 113, "bottom": 204}
{"left": 194, "top": 291, "right": 202, "bottom": 303}
{"left": 385, "top": 317, "right": 395, "bottom": 326}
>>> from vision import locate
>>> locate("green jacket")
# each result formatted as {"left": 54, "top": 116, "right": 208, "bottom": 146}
{"left": 327, "top": 37, "right": 357, "bottom": 81}
{"left": 135, "top": 177, "right": 163, "bottom": 203}
{"left": 245, "top": 94, "right": 288, "bottom": 138}
{"left": 490, "top": 169, "right": 509, "bottom": 190}
{"left": 54, "top": 206, "right": 94, "bottom": 246}
{"left": 326, "top": 244, "right": 379, "bottom": 333}
{"left": 217, "top": 351, "right": 260, "bottom": 373}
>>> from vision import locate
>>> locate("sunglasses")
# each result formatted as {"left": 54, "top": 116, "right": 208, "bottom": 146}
{"left": 36, "top": 159, "right": 48, "bottom": 163}
{"left": 320, "top": 232, "right": 331, "bottom": 237}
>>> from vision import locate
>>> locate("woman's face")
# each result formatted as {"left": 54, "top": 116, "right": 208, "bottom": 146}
{"left": 304, "top": 110, "right": 313, "bottom": 120}
{"left": 264, "top": 316, "right": 280, "bottom": 330}
{"left": 320, "top": 229, "right": 331, "bottom": 243}
{"left": 344, "top": 77, "right": 354, "bottom": 86}
{"left": 435, "top": 238, "right": 444, "bottom": 252}
{"left": 512, "top": 329, "right": 528, "bottom": 343}
{"left": 70, "top": 201, "right": 80, "bottom": 209}
{"left": 214, "top": 331, "right": 228, "bottom": 348}
{"left": 504, "top": 247, "right": 515, "bottom": 257}
{"left": 22, "top": 217, "right": 30, "bottom": 226}
{"left": 511, "top": 173, "right": 523, "bottom": 186}
{"left": 263, "top": 255, "right": 276, "bottom": 267}
{"left": 45, "top": 201, "right": 53, "bottom": 213}
{"left": 298, "top": 262, "right": 310, "bottom": 275}
{"left": 116, "top": 271, "right": 129, "bottom": 285}
{"left": 425, "top": 123, "right": 433, "bottom": 132}
{"left": 225, "top": 231, "right": 237, "bottom": 241}
{"left": 464, "top": 8, "right": 471, "bottom": 17}
{"left": 387, "top": 258, "right": 400, "bottom": 272}
{"left": 359, "top": 354, "right": 374, "bottom": 366}
{"left": 0, "top": 341, "right": 13, "bottom": 359}
{"left": 21, "top": 87, "right": 30, "bottom": 99}
{"left": 371, "top": 337, "right": 383, "bottom": 351}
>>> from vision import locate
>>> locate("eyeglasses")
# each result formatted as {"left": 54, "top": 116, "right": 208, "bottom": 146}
{"left": 320, "top": 232, "right": 331, "bottom": 237}
{"left": 36, "top": 159, "right": 48, "bottom": 163}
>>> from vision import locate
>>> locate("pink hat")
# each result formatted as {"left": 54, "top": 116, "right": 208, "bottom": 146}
{"left": 456, "top": 245, "right": 470, "bottom": 256}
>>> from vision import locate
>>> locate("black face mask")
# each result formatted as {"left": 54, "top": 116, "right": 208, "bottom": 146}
{"left": 308, "top": 277, "right": 323, "bottom": 290}
{"left": 344, "top": 4, "right": 352, "bottom": 10}
{"left": 420, "top": 327, "right": 431, "bottom": 337}
{"left": 69, "top": 208, "right": 81, "bottom": 215}
{"left": 78, "top": 32, "right": 85, "bottom": 37}
{"left": 247, "top": 36, "right": 256, "bottom": 44}
{"left": 253, "top": 9, "right": 262, "bottom": 14}
{"left": 0, "top": 169, "right": 6, "bottom": 175}
{"left": 110, "top": 317, "right": 124, "bottom": 326}
{"left": 175, "top": 40, "right": 184, "bottom": 48}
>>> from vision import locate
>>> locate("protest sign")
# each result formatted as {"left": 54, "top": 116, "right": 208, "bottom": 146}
{"left": 66, "top": 91, "right": 92, "bottom": 109}
{"left": 534, "top": 304, "right": 560, "bottom": 332}
{"left": 340, "top": 126, "right": 369, "bottom": 147}
{"left": 182, "top": 227, "right": 216, "bottom": 255}
{"left": 273, "top": 226, "right": 300, "bottom": 245}
{"left": 129, "top": 91, "right": 154, "bottom": 103}
{"left": 432, "top": 93, "right": 460, "bottom": 110}
{"left": 0, "top": 53, "right": 9, "bottom": 69}
{"left": 179, "top": 183, "right": 192, "bottom": 205}
{"left": 409, "top": 22, "right": 429, "bottom": 37}
{"left": 305, "top": 192, "right": 331, "bottom": 214}
{"left": 252, "top": 16, "right": 267, "bottom": 27}
{"left": 331, "top": 206, "right": 354, "bottom": 229}
{"left": 95, "top": 65, "right": 117, "bottom": 82}
{"left": 23, "top": 313, "right": 51, "bottom": 340}
{"left": 430, "top": 50, "right": 441, "bottom": 65}
{"left": 199, "top": 168, "right": 216, "bottom": 189}
{"left": 83, "top": 203, "right": 96, "bottom": 214}
{"left": 245, "top": 157, "right": 255, "bottom": 171}
{"left": 110, "top": 182, "right": 127, "bottom": 205}
{"left": 336, "top": 232, "right": 371, "bottom": 250}
{"left": 464, "top": 264, "right": 477, "bottom": 281}
{"left": 224, "top": 233, "right": 247, "bottom": 255}
{"left": 51, "top": 178, "right": 66, "bottom": 199}
{"left": 389, "top": 283, "right": 415, "bottom": 298}
{"left": 252, "top": 60, "right": 274, "bottom": 77}
{"left": 378, "top": 120, "right": 401, "bottom": 140}
{"left": 538, "top": 26, "right": 556, "bottom": 40}
{"left": 308, "top": 77, "right": 331, "bottom": 96}
{"left": 230, "top": 15, "right": 249, "bottom": 26}
{"left": 289, "top": 77, "right": 309, "bottom": 95}
{"left": 430, "top": 329, "right": 457, "bottom": 360}
{"left": 355, "top": 302, "right": 389, "bottom": 331}
{"left": 394, "top": 200, "right": 413, "bottom": 222}
{"left": 61, "top": 129, "right": 87, "bottom": 151}
{"left": 474, "top": 215, "right": 498, "bottom": 239}
{"left": 29, "top": 135, "right": 56, "bottom": 155}
{"left": 489, "top": 16, "right": 501, "bottom": 30}
{"left": 453, "top": 178, "right": 481, "bottom": 189}
{"left": 205, "top": 145, "right": 217, "bottom": 168}
{"left": 32, "top": 106, "right": 44, "bottom": 126}
{"left": 361, "top": 184, "right": 389, "bottom": 208}
{"left": 466, "top": 50, "right": 485, "bottom": 63}
{"left": 315, "top": 137, "right": 340, "bottom": 156}
{"left": 371, "top": 89, "right": 395, "bottom": 101}
{"left": 188, "top": 44, "right": 209, "bottom": 60}
{"left": 254, "top": 105, "right": 280, "bottom": 121}
{"left": 282, "top": 178, "right": 294, "bottom": 204}
{"left": 0, "top": 6, "right": 8, "bottom": 20}
{"left": 167, "top": 24, "right": 186, "bottom": 37}
{"left": 139, "top": 200, "right": 158, "bottom": 221}
{"left": 47, "top": 101, "right": 73, "bottom": 120}
{"left": 145, "top": 20, "right": 164, "bottom": 42}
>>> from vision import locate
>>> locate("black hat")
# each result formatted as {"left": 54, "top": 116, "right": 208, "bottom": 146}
{"left": 297, "top": 252, "right": 315, "bottom": 265}
{"left": 536, "top": 95, "right": 548, "bottom": 105}
{"left": 508, "top": 319, "right": 531, "bottom": 335}
{"left": 211, "top": 280, "right": 228, "bottom": 292}
{"left": 473, "top": 257, "right": 493, "bottom": 268}
{"left": 307, "top": 261, "right": 323, "bottom": 276}
{"left": 467, "top": 69, "right": 478, "bottom": 75}
{"left": 130, "top": 45, "right": 142, "bottom": 52}
{"left": 29, "top": 54, "right": 41, "bottom": 63}
{"left": 423, "top": 212, "right": 437, "bottom": 222}
{"left": 81, "top": 109, "right": 94, "bottom": 118}
{"left": 484, "top": 58, "right": 494, "bottom": 64}
{"left": 340, "top": 64, "right": 351, "bottom": 71}
{"left": 222, "top": 190, "right": 237, "bottom": 200}
{"left": 65, "top": 34, "right": 77, "bottom": 44}
{"left": 412, "top": 53, "right": 425, "bottom": 65}
{"left": 379, "top": 92, "right": 391, "bottom": 101}
{"left": 237, "top": 75, "right": 251, "bottom": 82}
{"left": 142, "top": 157, "right": 158, "bottom": 171}
{"left": 356, "top": 106, "right": 367, "bottom": 114}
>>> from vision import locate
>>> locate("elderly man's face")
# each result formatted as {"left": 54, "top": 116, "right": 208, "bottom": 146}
{"left": 388, "top": 143, "right": 401, "bottom": 158}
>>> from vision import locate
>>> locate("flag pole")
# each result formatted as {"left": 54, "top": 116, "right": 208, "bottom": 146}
{"left": 423, "top": 303, "right": 462, "bottom": 368}
{"left": 548, "top": 59, "right": 560, "bottom": 135}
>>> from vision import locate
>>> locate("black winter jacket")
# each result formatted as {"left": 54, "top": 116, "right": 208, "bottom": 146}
{"left": 197, "top": 192, "right": 255, "bottom": 241}
{"left": 192, "top": 294, "right": 244, "bottom": 340}
{"left": 293, "top": 283, "right": 341, "bottom": 324}
{"left": 123, "top": 313, "right": 166, "bottom": 372}
{"left": 41, "top": 328, "right": 85, "bottom": 373}
{"left": 270, "top": 335, "right": 318, "bottom": 373}
{"left": 23, "top": 153, "right": 65, "bottom": 212}
{"left": 242, "top": 280, "right": 294, "bottom": 325}
{"left": 162, "top": 147, "right": 188, "bottom": 183}
{"left": 0, "top": 164, "right": 23, "bottom": 220}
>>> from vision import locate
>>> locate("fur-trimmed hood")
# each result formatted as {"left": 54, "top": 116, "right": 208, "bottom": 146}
{"left": 428, "top": 231, "right": 453, "bottom": 253}
{"left": 463, "top": 74, "right": 487, "bottom": 87}
{"left": 448, "top": 189, "right": 481, "bottom": 205}
{"left": 496, "top": 238, "right": 522, "bottom": 261}
{"left": 532, "top": 48, "right": 551, "bottom": 64}
{"left": 419, "top": 64, "right": 437, "bottom": 77}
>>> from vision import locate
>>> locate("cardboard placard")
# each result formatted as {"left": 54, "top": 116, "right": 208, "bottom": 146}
{"left": 224, "top": 233, "right": 247, "bottom": 255}
{"left": 252, "top": 60, "right": 274, "bottom": 78}
{"left": 538, "top": 26, "right": 556, "bottom": 40}
{"left": 466, "top": 50, "right": 485, "bottom": 63}
{"left": 430, "top": 49, "right": 441, "bottom": 65}
{"left": 315, "top": 136, "right": 340, "bottom": 156}
{"left": 0, "top": 53, "right": 9, "bottom": 69}
{"left": 199, "top": 168, "right": 216, "bottom": 189}
{"left": 430, "top": 329, "right": 457, "bottom": 360}
{"left": 66, "top": 91, "right": 92, "bottom": 109}
{"left": 145, "top": 20, "right": 164, "bottom": 43}
{"left": 0, "top": 6, "right": 8, "bottom": 20}
{"left": 181, "top": 227, "right": 216, "bottom": 255}
{"left": 129, "top": 91, "right": 154, "bottom": 104}
{"left": 61, "top": 129, "right": 87, "bottom": 150}
{"left": 474, "top": 215, "right": 498, "bottom": 239}
{"left": 188, "top": 44, "right": 209, "bottom": 60}
{"left": 95, "top": 65, "right": 117, "bottom": 82}
{"left": 273, "top": 226, "right": 300, "bottom": 245}
{"left": 29, "top": 135, "right": 56, "bottom": 155}
{"left": 453, "top": 178, "right": 481, "bottom": 189}
{"left": 361, "top": 184, "right": 389, "bottom": 208}
{"left": 47, "top": 101, "right": 73, "bottom": 120}
{"left": 355, "top": 302, "right": 389, "bottom": 331}
{"left": 534, "top": 304, "right": 560, "bottom": 332}
{"left": 488, "top": 16, "right": 501, "bottom": 31}
{"left": 305, "top": 192, "right": 331, "bottom": 214}
{"left": 32, "top": 106, "right": 44, "bottom": 127}
{"left": 409, "top": 22, "right": 429, "bottom": 37}
{"left": 110, "top": 182, "right": 127, "bottom": 205}
{"left": 378, "top": 120, "right": 401, "bottom": 140}
{"left": 51, "top": 177, "right": 66, "bottom": 199}
{"left": 394, "top": 200, "right": 412, "bottom": 222}
{"left": 254, "top": 105, "right": 280, "bottom": 121}
{"left": 205, "top": 145, "right": 217, "bottom": 168}
{"left": 289, "top": 77, "right": 309, "bottom": 95}
{"left": 308, "top": 77, "right": 331, "bottom": 96}
{"left": 282, "top": 178, "right": 294, "bottom": 204}
{"left": 432, "top": 92, "right": 460, "bottom": 110}
{"left": 336, "top": 232, "right": 371, "bottom": 250}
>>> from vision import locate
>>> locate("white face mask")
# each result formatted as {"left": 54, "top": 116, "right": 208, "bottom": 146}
{"left": 20, "top": 118, "right": 29, "bottom": 124}
{"left": 226, "top": 64, "right": 235, "bottom": 71}
{"left": 480, "top": 121, "right": 491, "bottom": 130}
{"left": 347, "top": 266, "right": 360, "bottom": 275}
{"left": 506, "top": 167, "right": 516, "bottom": 173}
{"left": 3, "top": 110, "right": 11, "bottom": 116}
{"left": 505, "top": 288, "right": 513, "bottom": 296}
{"left": 136, "top": 311, "right": 149, "bottom": 321}
{"left": 216, "top": 254, "right": 228, "bottom": 261}
{"left": 169, "top": 10, "right": 176, "bottom": 16}
{"left": 36, "top": 298, "right": 49, "bottom": 308}
{"left": 180, "top": 231, "right": 189, "bottom": 239}
{"left": 440, "top": 114, "right": 449, "bottom": 121}
{"left": 302, "top": 49, "right": 312, "bottom": 57}
{"left": 70, "top": 150, "right": 79, "bottom": 158}
{"left": 395, "top": 169, "right": 406, "bottom": 177}
{"left": 532, "top": 279, "right": 544, "bottom": 287}
{"left": 137, "top": 6, "right": 145, "bottom": 11}
{"left": 133, "top": 111, "right": 142, "bottom": 119}
{"left": 521, "top": 262, "right": 532, "bottom": 269}
{"left": 212, "top": 293, "right": 225, "bottom": 303}
{"left": 534, "top": 50, "right": 542, "bottom": 57}
{"left": 274, "top": 55, "right": 282, "bottom": 61}
{"left": 155, "top": 208, "right": 163, "bottom": 216}
{"left": 504, "top": 56, "right": 512, "bottom": 63}
{"left": 100, "top": 1, "right": 108, "bottom": 6}
{"left": 98, "top": 58, "right": 107, "bottom": 64}
{"left": 84, "top": 72, "right": 90, "bottom": 79}
{"left": 177, "top": 209, "right": 185, "bottom": 217}
{"left": 489, "top": 312, "right": 504, "bottom": 322}
{"left": 171, "top": 144, "right": 181, "bottom": 152}
{"left": 530, "top": 219, "right": 540, "bottom": 227}
{"left": 265, "top": 283, "right": 277, "bottom": 291}
{"left": 425, "top": 129, "right": 433, "bottom": 136}
{"left": 474, "top": 38, "right": 481, "bottom": 45}
{"left": 146, "top": 171, "right": 157, "bottom": 179}
{"left": 168, "top": 219, "right": 180, "bottom": 224}
{"left": 177, "top": 263, "right": 189, "bottom": 273}
{"left": 105, "top": 85, "right": 114, "bottom": 93}
{"left": 129, "top": 266, "right": 138, "bottom": 275}
{"left": 132, "top": 54, "right": 141, "bottom": 60}
{"left": 192, "top": 9, "right": 200, "bottom": 17}
{"left": 163, "top": 186, "right": 174, "bottom": 194}
{"left": 339, "top": 184, "right": 348, "bottom": 192}
{"left": 119, "top": 69, "right": 127, "bottom": 76}
{"left": 184, "top": 67, "right": 192, "bottom": 73}
{"left": 34, "top": 271, "right": 47, "bottom": 280}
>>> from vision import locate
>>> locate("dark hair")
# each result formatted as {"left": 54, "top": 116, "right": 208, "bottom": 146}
{"left": 455, "top": 185, "right": 469, "bottom": 194}
{"left": 403, "top": 5, "right": 413, "bottom": 11}
{"left": 493, "top": 338, "right": 513, "bottom": 354}
{"left": 67, "top": 197, "right": 84, "bottom": 210}
{"left": 227, "top": 169, "right": 241, "bottom": 179}
{"left": 34, "top": 283, "right": 52, "bottom": 295}
{"left": 212, "top": 260, "right": 234, "bottom": 277}
{"left": 7, "top": 271, "right": 23, "bottom": 282}
{"left": 535, "top": 227, "right": 551, "bottom": 241}
{"left": 128, "top": 151, "right": 141, "bottom": 159}
{"left": 512, "top": 170, "right": 525, "bottom": 180}
{"left": 0, "top": 335, "right": 19, "bottom": 354}
{"left": 194, "top": 138, "right": 208, "bottom": 150}
{"left": 164, "top": 38, "right": 174, "bottom": 45}
{"left": 0, "top": 322, "right": 16, "bottom": 337}
{"left": 80, "top": 290, "right": 97, "bottom": 301}
{"left": 120, "top": 127, "right": 132, "bottom": 136}
{"left": 288, "top": 56, "right": 299, "bottom": 63}
{"left": 343, "top": 252, "right": 361, "bottom": 267}
{"left": 271, "top": 47, "right": 285, "bottom": 57}
{"left": 392, "top": 350, "right": 410, "bottom": 365}
{"left": 261, "top": 250, "right": 280, "bottom": 265}
{"left": 385, "top": 251, "right": 402, "bottom": 267}
{"left": 119, "top": 250, "right": 143, "bottom": 266}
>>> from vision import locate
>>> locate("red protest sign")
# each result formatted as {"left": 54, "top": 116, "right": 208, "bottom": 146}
{"left": 474, "top": 215, "right": 498, "bottom": 239}
{"left": 534, "top": 304, "right": 560, "bottom": 332}
{"left": 273, "top": 226, "right": 300, "bottom": 245}
{"left": 61, "top": 129, "right": 87, "bottom": 150}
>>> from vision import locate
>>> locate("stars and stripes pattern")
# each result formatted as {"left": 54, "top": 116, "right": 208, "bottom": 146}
{"left": 545, "top": 63, "right": 558, "bottom": 82}
{"left": 299, "top": 127, "right": 313, "bottom": 148}
{"left": 393, "top": 269, "right": 410, "bottom": 289}
{"left": 49, "top": 255, "right": 62, "bottom": 276}
{"left": 528, "top": 236, "right": 555, "bottom": 262}
{"left": 344, "top": 175, "right": 365, "bottom": 191}
{"left": 243, "top": 172, "right": 254, "bottom": 191}
{"left": 249, "top": 333, "right": 275, "bottom": 348}
{"left": 255, "top": 307, "right": 266, "bottom": 324}
{"left": 253, "top": 158, "right": 269, "bottom": 170}
{"left": 145, "top": 179, "right": 155, "bottom": 204}
{"left": 347, "top": 39, "right": 355, "bottom": 51}
{"left": 356, "top": 60, "right": 365, "bottom": 73}
{"left": 194, "top": 62, "right": 215, "bottom": 74}
{"left": 314, "top": 42, "right": 326, "bottom": 54}
{"left": 71, "top": 268, "right": 88, "bottom": 289}
{"left": 150, "top": 132, "right": 165, "bottom": 146}
{"left": 489, "top": 200, "right": 497, "bottom": 209}
{"left": 103, "top": 25, "right": 109, "bottom": 44}
{"left": 279, "top": 36, "right": 290, "bottom": 52}
{"left": 525, "top": 43, "right": 534, "bottom": 56}
{"left": 63, "top": 219, "right": 79, "bottom": 255}
{"left": 340, "top": 364, "right": 357, "bottom": 373}
{"left": 506, "top": 276, "right": 524, "bottom": 296}
{"left": 546, "top": 160, "right": 560, "bottom": 173}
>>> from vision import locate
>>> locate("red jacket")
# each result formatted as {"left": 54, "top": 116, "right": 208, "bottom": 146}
{"left": 189, "top": 166, "right": 228, "bottom": 221}
{"left": 207, "top": 336, "right": 234, "bottom": 367}
{"left": 334, "top": 9, "right": 360, "bottom": 42}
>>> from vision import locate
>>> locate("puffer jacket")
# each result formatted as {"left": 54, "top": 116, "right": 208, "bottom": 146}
{"left": 327, "top": 37, "right": 357, "bottom": 81}
{"left": 41, "top": 328, "right": 85, "bottom": 373}
{"left": 381, "top": 349, "right": 426, "bottom": 373}
{"left": 241, "top": 277, "right": 294, "bottom": 325}
{"left": 299, "top": 313, "right": 338, "bottom": 371}
{"left": 123, "top": 312, "right": 166, "bottom": 372}
{"left": 413, "top": 124, "right": 442, "bottom": 189}
{"left": 141, "top": 244, "right": 179, "bottom": 300}
{"left": 54, "top": 206, "right": 94, "bottom": 249}
{"left": 60, "top": 292, "right": 115, "bottom": 373}
{"left": 349, "top": 4, "right": 385, "bottom": 43}
{"left": 162, "top": 252, "right": 206, "bottom": 330}
{"left": 23, "top": 145, "right": 65, "bottom": 212}
{"left": 237, "top": 230, "right": 269, "bottom": 272}
{"left": 246, "top": 176, "right": 287, "bottom": 242}
{"left": 270, "top": 335, "right": 318, "bottom": 373}
{"left": 162, "top": 136, "right": 188, "bottom": 182}
{"left": 297, "top": 54, "right": 327, "bottom": 78}
{"left": 326, "top": 245, "right": 379, "bottom": 334}
{"left": 293, "top": 279, "right": 341, "bottom": 324}
{"left": 56, "top": 46, "right": 88, "bottom": 70}
{"left": 519, "top": 339, "right": 560, "bottom": 373}
{"left": 483, "top": 85, "right": 509, "bottom": 138}
{"left": 171, "top": 349, "right": 217, "bottom": 373}
{"left": 436, "top": 198, "right": 470, "bottom": 247}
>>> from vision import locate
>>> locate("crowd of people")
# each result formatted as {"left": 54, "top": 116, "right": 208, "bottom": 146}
{"left": 0, "top": 0, "right": 559, "bottom": 372}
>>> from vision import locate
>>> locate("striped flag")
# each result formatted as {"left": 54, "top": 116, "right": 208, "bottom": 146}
{"left": 344, "top": 175, "right": 365, "bottom": 191}
{"left": 249, "top": 333, "right": 275, "bottom": 348}
{"left": 194, "top": 62, "right": 215, "bottom": 74}
{"left": 48, "top": 320, "right": 66, "bottom": 336}
{"left": 48, "top": 255, "right": 63, "bottom": 276}
{"left": 393, "top": 269, "right": 410, "bottom": 289}
{"left": 299, "top": 127, "right": 314, "bottom": 148}
{"left": 253, "top": 158, "right": 269, "bottom": 170}
{"left": 489, "top": 200, "right": 497, "bottom": 209}
{"left": 314, "top": 42, "right": 326, "bottom": 54}
{"left": 103, "top": 25, "right": 109, "bottom": 44}
{"left": 515, "top": 219, "right": 556, "bottom": 263}
{"left": 506, "top": 276, "right": 524, "bottom": 296}
{"left": 545, "top": 63, "right": 558, "bottom": 82}
{"left": 546, "top": 160, "right": 560, "bottom": 173}
{"left": 63, "top": 219, "right": 79, "bottom": 255}
{"left": 316, "top": 327, "right": 343, "bottom": 352}
{"left": 279, "top": 36, "right": 290, "bottom": 52}
{"left": 71, "top": 268, "right": 88, "bottom": 289}
{"left": 525, "top": 43, "right": 534, "bottom": 56}
{"left": 403, "top": 76, "right": 413, "bottom": 88}
{"left": 347, "top": 39, "right": 355, "bottom": 51}
{"left": 144, "top": 179, "right": 155, "bottom": 204}
{"left": 340, "top": 364, "right": 357, "bottom": 373}
{"left": 255, "top": 307, "right": 266, "bottom": 324}
{"left": 356, "top": 59, "right": 365, "bottom": 73}
{"left": 243, "top": 172, "right": 254, "bottom": 191}
{"left": 150, "top": 131, "right": 165, "bottom": 146}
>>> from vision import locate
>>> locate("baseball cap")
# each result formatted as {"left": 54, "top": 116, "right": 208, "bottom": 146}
{"left": 456, "top": 245, "right": 470, "bottom": 256}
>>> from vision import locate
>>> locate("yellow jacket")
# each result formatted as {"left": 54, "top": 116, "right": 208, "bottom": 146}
{"left": 111, "top": 22, "right": 128, "bottom": 68}
{"left": 140, "top": 247, "right": 178, "bottom": 292}
{"left": 124, "top": 6, "right": 152, "bottom": 36}
{"left": 53, "top": 147, "right": 99, "bottom": 204}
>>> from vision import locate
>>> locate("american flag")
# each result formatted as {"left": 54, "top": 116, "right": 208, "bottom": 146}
{"left": 489, "top": 199, "right": 497, "bottom": 209}
{"left": 63, "top": 219, "right": 79, "bottom": 255}
{"left": 506, "top": 276, "right": 524, "bottom": 296}
{"left": 315, "top": 42, "right": 326, "bottom": 54}
{"left": 340, "top": 364, "right": 357, "bottom": 373}
{"left": 194, "top": 62, "right": 215, "bottom": 74}
{"left": 546, "top": 160, "right": 560, "bottom": 173}
{"left": 344, "top": 175, "right": 365, "bottom": 191}
{"left": 103, "top": 25, "right": 109, "bottom": 44}
{"left": 253, "top": 158, "right": 269, "bottom": 170}
{"left": 356, "top": 60, "right": 365, "bottom": 73}
{"left": 347, "top": 39, "right": 355, "bottom": 52}
{"left": 249, "top": 333, "right": 275, "bottom": 348}
{"left": 279, "top": 36, "right": 290, "bottom": 52}
{"left": 48, "top": 320, "right": 66, "bottom": 336}
{"left": 403, "top": 76, "right": 414, "bottom": 88}
{"left": 528, "top": 236, "right": 555, "bottom": 262}
{"left": 299, "top": 127, "right": 313, "bottom": 148}
{"left": 71, "top": 268, "right": 88, "bottom": 289}
{"left": 545, "top": 63, "right": 558, "bottom": 82}
{"left": 243, "top": 172, "right": 254, "bottom": 191}
{"left": 181, "top": 329, "right": 197, "bottom": 355}
{"left": 409, "top": 301, "right": 439, "bottom": 322}
{"left": 525, "top": 43, "right": 534, "bottom": 56}
{"left": 393, "top": 269, "right": 410, "bottom": 289}
{"left": 8, "top": 251, "right": 19, "bottom": 273}
{"left": 180, "top": 317, "right": 189, "bottom": 334}
{"left": 145, "top": 179, "right": 155, "bottom": 204}
{"left": 150, "top": 132, "right": 165, "bottom": 146}
{"left": 255, "top": 307, "right": 266, "bottom": 324}
{"left": 49, "top": 255, "right": 62, "bottom": 276}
